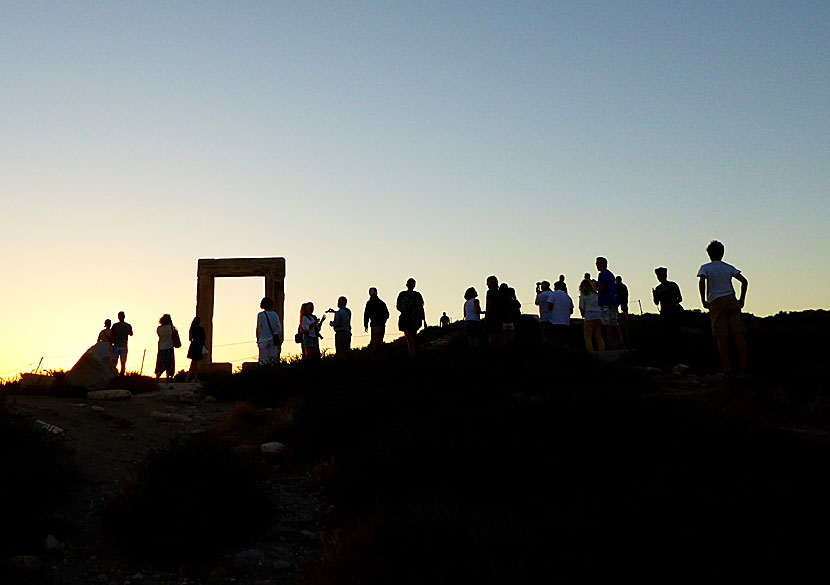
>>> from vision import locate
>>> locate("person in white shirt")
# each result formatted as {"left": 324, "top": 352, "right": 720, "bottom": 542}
{"left": 579, "top": 279, "right": 604, "bottom": 352}
{"left": 534, "top": 280, "right": 555, "bottom": 342}
{"left": 256, "top": 297, "right": 282, "bottom": 365}
{"left": 155, "top": 313, "right": 178, "bottom": 380}
{"left": 697, "top": 240, "right": 748, "bottom": 374}
{"left": 300, "top": 302, "right": 326, "bottom": 361}
{"left": 550, "top": 280, "right": 574, "bottom": 344}
{"left": 463, "top": 286, "right": 483, "bottom": 348}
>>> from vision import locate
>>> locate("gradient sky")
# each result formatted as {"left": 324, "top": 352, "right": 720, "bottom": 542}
{"left": 2, "top": 1, "right": 828, "bottom": 378}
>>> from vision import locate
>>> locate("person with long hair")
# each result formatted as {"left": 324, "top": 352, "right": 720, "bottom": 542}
{"left": 579, "top": 279, "right": 604, "bottom": 353}
{"left": 185, "top": 316, "right": 206, "bottom": 382}
{"left": 155, "top": 313, "right": 178, "bottom": 380}
{"left": 463, "top": 286, "right": 483, "bottom": 348}
{"left": 299, "top": 302, "right": 325, "bottom": 361}
{"left": 396, "top": 278, "right": 426, "bottom": 356}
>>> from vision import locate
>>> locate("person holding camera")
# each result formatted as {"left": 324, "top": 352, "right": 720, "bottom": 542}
{"left": 300, "top": 302, "right": 325, "bottom": 361}
{"left": 328, "top": 296, "right": 352, "bottom": 356}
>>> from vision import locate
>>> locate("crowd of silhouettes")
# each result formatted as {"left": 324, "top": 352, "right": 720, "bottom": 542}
{"left": 94, "top": 240, "right": 749, "bottom": 376}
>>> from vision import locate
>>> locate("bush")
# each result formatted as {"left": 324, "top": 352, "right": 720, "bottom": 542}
{"left": 103, "top": 434, "right": 272, "bottom": 560}
{"left": 0, "top": 400, "right": 77, "bottom": 557}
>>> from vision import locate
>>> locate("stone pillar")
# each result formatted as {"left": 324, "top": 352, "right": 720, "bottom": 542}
{"left": 196, "top": 269, "right": 215, "bottom": 362}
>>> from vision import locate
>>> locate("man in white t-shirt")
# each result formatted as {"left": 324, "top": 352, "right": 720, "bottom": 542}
{"left": 534, "top": 280, "right": 555, "bottom": 342}
{"left": 697, "top": 240, "right": 748, "bottom": 374}
{"left": 550, "top": 280, "right": 574, "bottom": 344}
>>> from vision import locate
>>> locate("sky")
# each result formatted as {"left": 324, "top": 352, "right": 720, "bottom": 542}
{"left": 1, "top": 1, "right": 828, "bottom": 378}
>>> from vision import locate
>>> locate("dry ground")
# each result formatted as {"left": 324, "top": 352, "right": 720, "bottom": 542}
{"left": 6, "top": 384, "right": 325, "bottom": 585}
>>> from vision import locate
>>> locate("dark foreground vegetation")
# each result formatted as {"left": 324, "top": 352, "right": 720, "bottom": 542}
{"left": 2, "top": 309, "right": 829, "bottom": 583}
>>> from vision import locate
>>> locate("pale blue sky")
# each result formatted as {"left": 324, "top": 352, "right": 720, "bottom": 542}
{"left": 1, "top": 2, "right": 828, "bottom": 375}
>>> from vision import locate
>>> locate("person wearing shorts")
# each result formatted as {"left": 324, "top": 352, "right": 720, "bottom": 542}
{"left": 111, "top": 311, "right": 133, "bottom": 375}
{"left": 595, "top": 257, "right": 621, "bottom": 349}
{"left": 697, "top": 240, "right": 748, "bottom": 374}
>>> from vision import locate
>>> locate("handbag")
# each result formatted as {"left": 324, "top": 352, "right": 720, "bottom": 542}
{"left": 201, "top": 344, "right": 210, "bottom": 356}
{"left": 295, "top": 325, "right": 304, "bottom": 344}
{"left": 171, "top": 327, "right": 182, "bottom": 348}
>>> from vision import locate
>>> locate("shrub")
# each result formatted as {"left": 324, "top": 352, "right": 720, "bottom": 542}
{"left": 0, "top": 400, "right": 77, "bottom": 557}
{"left": 102, "top": 434, "right": 272, "bottom": 560}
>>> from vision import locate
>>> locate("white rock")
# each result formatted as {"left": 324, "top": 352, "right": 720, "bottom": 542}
{"left": 43, "top": 534, "right": 60, "bottom": 550}
{"left": 87, "top": 389, "right": 132, "bottom": 400}
{"left": 150, "top": 411, "right": 192, "bottom": 423}
{"left": 34, "top": 420, "right": 64, "bottom": 435}
{"left": 66, "top": 342, "right": 118, "bottom": 390}
{"left": 91, "top": 406, "right": 106, "bottom": 412}
{"left": 260, "top": 442, "right": 286, "bottom": 454}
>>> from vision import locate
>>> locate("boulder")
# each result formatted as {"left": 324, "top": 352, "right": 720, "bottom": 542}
{"left": 87, "top": 389, "right": 132, "bottom": 400}
{"left": 66, "top": 342, "right": 117, "bottom": 390}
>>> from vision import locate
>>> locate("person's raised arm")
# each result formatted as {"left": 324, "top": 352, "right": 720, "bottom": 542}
{"left": 735, "top": 273, "right": 748, "bottom": 308}
{"left": 698, "top": 276, "right": 708, "bottom": 309}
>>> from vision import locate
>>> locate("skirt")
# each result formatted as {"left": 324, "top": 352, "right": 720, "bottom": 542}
{"left": 155, "top": 347, "right": 175, "bottom": 376}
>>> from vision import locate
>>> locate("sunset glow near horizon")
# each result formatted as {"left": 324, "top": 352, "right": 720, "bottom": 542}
{"left": 1, "top": 2, "right": 828, "bottom": 380}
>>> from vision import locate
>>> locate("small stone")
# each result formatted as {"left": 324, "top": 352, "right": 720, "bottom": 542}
{"left": 91, "top": 405, "right": 106, "bottom": 412}
{"left": 34, "top": 420, "right": 64, "bottom": 435}
{"left": 131, "top": 572, "right": 144, "bottom": 581}
{"left": 87, "top": 389, "right": 132, "bottom": 400}
{"left": 150, "top": 411, "right": 192, "bottom": 423}
{"left": 260, "top": 442, "right": 286, "bottom": 455}
{"left": 98, "top": 573, "right": 109, "bottom": 584}
{"left": 672, "top": 364, "right": 691, "bottom": 375}
{"left": 204, "top": 395, "right": 217, "bottom": 403}
{"left": 273, "top": 560, "right": 292, "bottom": 571}
{"left": 44, "top": 534, "right": 60, "bottom": 550}
{"left": 299, "top": 529, "right": 316, "bottom": 540}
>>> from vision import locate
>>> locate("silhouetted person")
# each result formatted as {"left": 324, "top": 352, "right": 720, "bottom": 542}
{"left": 535, "top": 280, "right": 555, "bottom": 342}
{"left": 330, "top": 296, "right": 352, "bottom": 356}
{"left": 697, "top": 240, "right": 748, "bottom": 374}
{"left": 111, "top": 311, "right": 133, "bottom": 375}
{"left": 615, "top": 276, "right": 629, "bottom": 316}
{"left": 256, "top": 297, "right": 282, "bottom": 365}
{"left": 500, "top": 283, "right": 520, "bottom": 343}
{"left": 155, "top": 314, "right": 178, "bottom": 380}
{"left": 615, "top": 275, "right": 630, "bottom": 347}
{"left": 363, "top": 287, "right": 389, "bottom": 351}
{"left": 300, "top": 302, "right": 326, "bottom": 361}
{"left": 550, "top": 280, "right": 574, "bottom": 344}
{"left": 579, "top": 279, "right": 604, "bottom": 352}
{"left": 439, "top": 312, "right": 450, "bottom": 329}
{"left": 595, "top": 257, "right": 622, "bottom": 349}
{"left": 98, "top": 318, "right": 114, "bottom": 362}
{"left": 485, "top": 275, "right": 504, "bottom": 344}
{"left": 396, "top": 278, "right": 425, "bottom": 356}
{"left": 186, "top": 316, "right": 206, "bottom": 382}
{"left": 653, "top": 267, "right": 683, "bottom": 359}
{"left": 557, "top": 274, "right": 567, "bottom": 294}
{"left": 463, "top": 287, "right": 483, "bottom": 348}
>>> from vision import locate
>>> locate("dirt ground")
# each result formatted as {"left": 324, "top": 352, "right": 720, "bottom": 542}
{"left": 5, "top": 384, "right": 325, "bottom": 585}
